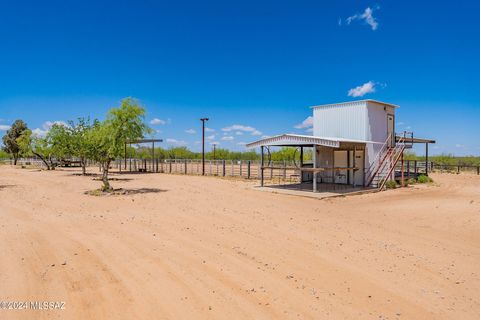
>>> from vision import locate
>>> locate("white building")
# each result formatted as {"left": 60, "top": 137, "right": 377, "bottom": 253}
{"left": 247, "top": 100, "right": 434, "bottom": 191}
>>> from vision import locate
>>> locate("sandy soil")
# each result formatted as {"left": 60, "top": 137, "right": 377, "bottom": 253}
{"left": 0, "top": 166, "right": 479, "bottom": 320}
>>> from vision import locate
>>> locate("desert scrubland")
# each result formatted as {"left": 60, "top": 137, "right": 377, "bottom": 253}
{"left": 0, "top": 166, "right": 479, "bottom": 319}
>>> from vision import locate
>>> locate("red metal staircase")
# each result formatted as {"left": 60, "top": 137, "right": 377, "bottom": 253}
{"left": 365, "top": 133, "right": 410, "bottom": 190}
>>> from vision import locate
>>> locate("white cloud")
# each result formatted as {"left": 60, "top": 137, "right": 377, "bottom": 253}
{"left": 44, "top": 120, "right": 68, "bottom": 129}
{"left": 221, "top": 136, "right": 234, "bottom": 141}
{"left": 222, "top": 124, "right": 262, "bottom": 136}
{"left": 345, "top": 7, "right": 378, "bottom": 31}
{"left": 205, "top": 127, "right": 215, "bottom": 132}
{"left": 306, "top": 128, "right": 313, "bottom": 133}
{"left": 237, "top": 142, "right": 247, "bottom": 146}
{"left": 209, "top": 141, "right": 220, "bottom": 145}
{"left": 251, "top": 130, "right": 262, "bottom": 136}
{"left": 348, "top": 81, "right": 376, "bottom": 97}
{"left": 32, "top": 128, "right": 48, "bottom": 137}
{"left": 222, "top": 124, "right": 254, "bottom": 132}
{"left": 235, "top": 131, "right": 243, "bottom": 135}
{"left": 185, "top": 129, "right": 196, "bottom": 134}
{"left": 455, "top": 144, "right": 465, "bottom": 148}
{"left": 0, "top": 125, "right": 10, "bottom": 131}
{"left": 150, "top": 118, "right": 166, "bottom": 125}
{"left": 261, "top": 135, "right": 270, "bottom": 139}
{"left": 31, "top": 121, "right": 68, "bottom": 137}
{"left": 166, "top": 138, "right": 187, "bottom": 146}
{"left": 206, "top": 134, "right": 216, "bottom": 140}
{"left": 294, "top": 116, "right": 314, "bottom": 130}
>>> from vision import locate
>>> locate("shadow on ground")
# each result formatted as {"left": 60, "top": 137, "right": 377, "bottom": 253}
{"left": 92, "top": 177, "right": 134, "bottom": 182}
{"left": 122, "top": 188, "right": 167, "bottom": 195}
{"left": 85, "top": 188, "right": 167, "bottom": 196}
{"left": 0, "top": 185, "right": 16, "bottom": 190}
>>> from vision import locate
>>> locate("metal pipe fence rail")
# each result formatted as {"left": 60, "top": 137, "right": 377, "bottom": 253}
{"left": 3, "top": 158, "right": 479, "bottom": 177}
{"left": 0, "top": 157, "right": 97, "bottom": 168}
{"left": 111, "top": 158, "right": 302, "bottom": 182}
{"left": 393, "top": 161, "right": 480, "bottom": 176}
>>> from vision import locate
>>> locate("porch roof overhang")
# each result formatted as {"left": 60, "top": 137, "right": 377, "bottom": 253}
{"left": 395, "top": 136, "right": 436, "bottom": 144}
{"left": 246, "top": 134, "right": 376, "bottom": 149}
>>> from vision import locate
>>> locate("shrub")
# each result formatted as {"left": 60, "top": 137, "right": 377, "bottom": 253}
{"left": 417, "top": 175, "right": 433, "bottom": 183}
{"left": 385, "top": 180, "right": 397, "bottom": 189}
{"left": 407, "top": 178, "right": 417, "bottom": 185}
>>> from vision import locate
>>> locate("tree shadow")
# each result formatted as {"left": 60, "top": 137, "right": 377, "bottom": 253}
{"left": 0, "top": 185, "right": 16, "bottom": 190}
{"left": 92, "top": 177, "right": 134, "bottom": 182}
{"left": 85, "top": 187, "right": 167, "bottom": 196}
{"left": 121, "top": 188, "right": 168, "bottom": 195}
{"left": 71, "top": 173, "right": 101, "bottom": 177}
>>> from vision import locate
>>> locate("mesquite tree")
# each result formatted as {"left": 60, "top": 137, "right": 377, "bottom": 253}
{"left": 67, "top": 118, "right": 94, "bottom": 175}
{"left": 17, "top": 129, "right": 54, "bottom": 170}
{"left": 87, "top": 98, "right": 151, "bottom": 191}
{"left": 2, "top": 120, "right": 28, "bottom": 165}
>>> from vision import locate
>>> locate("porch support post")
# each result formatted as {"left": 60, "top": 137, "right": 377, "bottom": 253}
{"left": 401, "top": 148, "right": 405, "bottom": 187}
{"left": 353, "top": 146, "right": 356, "bottom": 188}
{"left": 300, "top": 146, "right": 304, "bottom": 183}
{"left": 425, "top": 142, "right": 429, "bottom": 176}
{"left": 313, "top": 145, "right": 317, "bottom": 193}
{"left": 260, "top": 146, "right": 264, "bottom": 187}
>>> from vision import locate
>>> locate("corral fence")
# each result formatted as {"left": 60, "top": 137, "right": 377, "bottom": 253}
{"left": 111, "top": 158, "right": 303, "bottom": 183}
{"left": 3, "top": 158, "right": 479, "bottom": 182}
{"left": 394, "top": 160, "right": 480, "bottom": 176}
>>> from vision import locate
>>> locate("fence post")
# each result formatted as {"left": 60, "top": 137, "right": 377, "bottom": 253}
{"left": 414, "top": 160, "right": 417, "bottom": 177}
{"left": 477, "top": 166, "right": 479, "bottom": 175}
{"left": 169, "top": 160, "right": 172, "bottom": 173}
{"left": 283, "top": 160, "right": 287, "bottom": 180}
{"left": 231, "top": 160, "right": 234, "bottom": 176}
{"left": 222, "top": 160, "right": 226, "bottom": 176}
{"left": 457, "top": 165, "right": 460, "bottom": 174}
{"left": 431, "top": 161, "right": 434, "bottom": 172}
{"left": 239, "top": 160, "right": 243, "bottom": 177}
{"left": 185, "top": 160, "right": 187, "bottom": 174}
{"left": 247, "top": 160, "right": 251, "bottom": 179}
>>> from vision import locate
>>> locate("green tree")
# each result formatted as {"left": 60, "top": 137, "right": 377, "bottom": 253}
{"left": 17, "top": 129, "right": 56, "bottom": 170}
{"left": 2, "top": 120, "right": 28, "bottom": 165}
{"left": 87, "top": 98, "right": 151, "bottom": 191}
{"left": 48, "top": 123, "right": 72, "bottom": 161}
{"left": 67, "top": 118, "right": 95, "bottom": 175}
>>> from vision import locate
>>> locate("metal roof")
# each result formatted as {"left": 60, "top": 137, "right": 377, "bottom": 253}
{"left": 311, "top": 99, "right": 399, "bottom": 109}
{"left": 395, "top": 136, "right": 436, "bottom": 144}
{"left": 246, "top": 134, "right": 378, "bottom": 149}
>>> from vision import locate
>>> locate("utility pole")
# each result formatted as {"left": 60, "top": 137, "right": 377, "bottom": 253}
{"left": 212, "top": 143, "right": 217, "bottom": 160}
{"left": 200, "top": 118, "right": 209, "bottom": 175}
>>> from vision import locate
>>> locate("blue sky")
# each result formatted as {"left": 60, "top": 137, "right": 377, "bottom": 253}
{"left": 0, "top": 1, "right": 478, "bottom": 155}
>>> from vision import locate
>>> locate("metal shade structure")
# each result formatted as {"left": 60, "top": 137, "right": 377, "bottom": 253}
{"left": 246, "top": 133, "right": 372, "bottom": 192}
{"left": 246, "top": 134, "right": 380, "bottom": 149}
{"left": 124, "top": 138, "right": 163, "bottom": 170}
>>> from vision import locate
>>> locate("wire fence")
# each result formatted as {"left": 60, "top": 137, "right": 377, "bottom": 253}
{"left": 2, "top": 158, "right": 479, "bottom": 184}
{"left": 112, "top": 158, "right": 303, "bottom": 183}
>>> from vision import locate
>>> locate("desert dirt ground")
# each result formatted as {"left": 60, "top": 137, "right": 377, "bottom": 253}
{"left": 0, "top": 166, "right": 479, "bottom": 320}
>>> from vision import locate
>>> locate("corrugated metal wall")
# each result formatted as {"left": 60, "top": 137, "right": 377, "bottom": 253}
{"left": 313, "top": 101, "right": 368, "bottom": 141}
{"left": 313, "top": 101, "right": 396, "bottom": 170}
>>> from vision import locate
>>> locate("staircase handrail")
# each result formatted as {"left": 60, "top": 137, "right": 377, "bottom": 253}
{"left": 378, "top": 137, "right": 407, "bottom": 190}
{"left": 364, "top": 132, "right": 393, "bottom": 186}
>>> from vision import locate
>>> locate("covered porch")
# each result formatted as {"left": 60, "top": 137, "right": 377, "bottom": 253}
{"left": 246, "top": 134, "right": 372, "bottom": 194}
